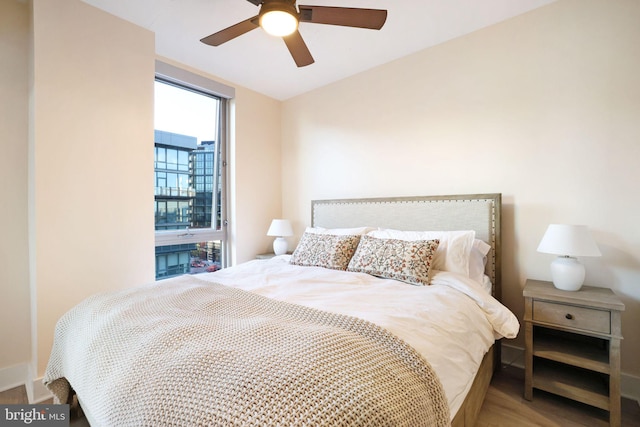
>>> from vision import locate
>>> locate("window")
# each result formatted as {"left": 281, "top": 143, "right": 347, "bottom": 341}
{"left": 153, "top": 62, "right": 234, "bottom": 280}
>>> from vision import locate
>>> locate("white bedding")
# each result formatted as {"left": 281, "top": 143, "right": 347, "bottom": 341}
{"left": 201, "top": 255, "right": 519, "bottom": 419}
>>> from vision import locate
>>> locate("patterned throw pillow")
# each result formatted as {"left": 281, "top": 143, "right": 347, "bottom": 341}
{"left": 347, "top": 235, "right": 440, "bottom": 286}
{"left": 290, "top": 233, "right": 362, "bottom": 271}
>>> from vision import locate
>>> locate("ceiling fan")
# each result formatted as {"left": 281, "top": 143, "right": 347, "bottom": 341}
{"left": 200, "top": 0, "right": 388, "bottom": 67}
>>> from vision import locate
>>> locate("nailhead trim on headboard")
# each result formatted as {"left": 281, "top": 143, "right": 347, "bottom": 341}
{"left": 311, "top": 194, "right": 502, "bottom": 300}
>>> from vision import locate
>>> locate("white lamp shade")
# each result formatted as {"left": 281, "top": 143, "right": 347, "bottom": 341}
{"left": 537, "top": 224, "right": 601, "bottom": 257}
{"left": 537, "top": 224, "right": 600, "bottom": 291}
{"left": 267, "top": 219, "right": 293, "bottom": 237}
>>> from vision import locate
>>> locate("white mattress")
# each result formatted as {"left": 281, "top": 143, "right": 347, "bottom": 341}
{"left": 201, "top": 255, "right": 519, "bottom": 418}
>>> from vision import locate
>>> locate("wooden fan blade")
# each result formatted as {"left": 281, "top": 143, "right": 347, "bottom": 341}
{"left": 298, "top": 6, "right": 387, "bottom": 30}
{"left": 200, "top": 16, "right": 259, "bottom": 46}
{"left": 283, "top": 30, "right": 314, "bottom": 67}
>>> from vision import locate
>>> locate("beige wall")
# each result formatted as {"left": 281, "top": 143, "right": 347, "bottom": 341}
{"left": 0, "top": 0, "right": 31, "bottom": 372}
{"left": 30, "top": 0, "right": 156, "bottom": 377}
{"left": 1, "top": 0, "right": 282, "bottom": 397}
{"left": 231, "top": 90, "right": 283, "bottom": 263}
{"left": 282, "top": 0, "right": 640, "bottom": 396}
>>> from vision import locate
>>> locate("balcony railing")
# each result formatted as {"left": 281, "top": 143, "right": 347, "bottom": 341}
{"left": 155, "top": 186, "right": 196, "bottom": 198}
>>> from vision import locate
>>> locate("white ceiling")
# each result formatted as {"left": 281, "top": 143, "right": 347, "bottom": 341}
{"left": 82, "top": 0, "right": 555, "bottom": 100}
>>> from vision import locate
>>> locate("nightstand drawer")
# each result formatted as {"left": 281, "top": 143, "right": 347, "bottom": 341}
{"left": 533, "top": 300, "right": 610, "bottom": 334}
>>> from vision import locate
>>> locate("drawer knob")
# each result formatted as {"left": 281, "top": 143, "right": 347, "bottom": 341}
{"left": 565, "top": 313, "right": 574, "bottom": 320}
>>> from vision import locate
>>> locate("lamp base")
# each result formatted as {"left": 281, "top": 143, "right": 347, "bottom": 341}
{"left": 550, "top": 256, "right": 585, "bottom": 291}
{"left": 273, "top": 237, "right": 288, "bottom": 256}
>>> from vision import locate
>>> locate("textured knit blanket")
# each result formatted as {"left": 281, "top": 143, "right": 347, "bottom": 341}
{"left": 44, "top": 276, "right": 450, "bottom": 426}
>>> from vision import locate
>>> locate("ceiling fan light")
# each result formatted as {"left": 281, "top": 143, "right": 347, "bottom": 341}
{"left": 259, "top": 3, "right": 298, "bottom": 37}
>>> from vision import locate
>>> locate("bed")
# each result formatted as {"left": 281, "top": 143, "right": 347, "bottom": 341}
{"left": 44, "top": 193, "right": 519, "bottom": 426}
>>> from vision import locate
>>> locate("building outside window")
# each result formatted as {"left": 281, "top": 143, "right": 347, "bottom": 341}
{"left": 154, "top": 131, "right": 197, "bottom": 231}
{"left": 154, "top": 75, "right": 228, "bottom": 280}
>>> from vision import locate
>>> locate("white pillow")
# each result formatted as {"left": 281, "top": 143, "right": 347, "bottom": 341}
{"left": 305, "top": 226, "right": 375, "bottom": 236}
{"left": 367, "top": 229, "right": 475, "bottom": 277}
{"left": 480, "top": 275, "right": 493, "bottom": 295}
{"left": 469, "top": 239, "right": 492, "bottom": 284}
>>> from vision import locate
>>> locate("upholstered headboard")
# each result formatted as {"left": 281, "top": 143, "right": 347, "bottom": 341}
{"left": 311, "top": 194, "right": 502, "bottom": 299}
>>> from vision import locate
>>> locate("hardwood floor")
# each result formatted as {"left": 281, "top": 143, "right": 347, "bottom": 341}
{"left": 1, "top": 366, "right": 638, "bottom": 426}
{"left": 0, "top": 383, "right": 28, "bottom": 404}
{"left": 476, "top": 366, "right": 640, "bottom": 427}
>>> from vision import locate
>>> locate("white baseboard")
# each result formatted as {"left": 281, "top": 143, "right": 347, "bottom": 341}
{"left": 0, "top": 364, "right": 53, "bottom": 403}
{"left": 501, "top": 343, "right": 640, "bottom": 405}
{"left": 31, "top": 377, "right": 53, "bottom": 403}
{"left": 501, "top": 343, "right": 525, "bottom": 369}
{"left": 621, "top": 373, "right": 640, "bottom": 406}
{"left": 0, "top": 363, "right": 29, "bottom": 393}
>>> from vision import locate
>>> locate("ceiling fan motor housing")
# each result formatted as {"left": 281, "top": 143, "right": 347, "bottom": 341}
{"left": 259, "top": 0, "right": 299, "bottom": 19}
{"left": 259, "top": 0, "right": 299, "bottom": 36}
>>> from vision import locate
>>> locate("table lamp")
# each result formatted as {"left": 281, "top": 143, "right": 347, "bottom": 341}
{"left": 537, "top": 224, "right": 601, "bottom": 291}
{"left": 267, "top": 219, "right": 293, "bottom": 255}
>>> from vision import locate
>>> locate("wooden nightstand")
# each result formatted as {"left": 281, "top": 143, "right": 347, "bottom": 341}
{"left": 256, "top": 253, "right": 277, "bottom": 259}
{"left": 256, "top": 252, "right": 291, "bottom": 259}
{"left": 523, "top": 279, "right": 625, "bottom": 426}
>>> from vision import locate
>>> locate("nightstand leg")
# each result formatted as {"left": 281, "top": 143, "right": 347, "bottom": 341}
{"left": 524, "top": 321, "right": 533, "bottom": 401}
{"left": 609, "top": 338, "right": 621, "bottom": 427}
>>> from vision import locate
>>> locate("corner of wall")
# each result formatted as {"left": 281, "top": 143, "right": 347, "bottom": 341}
{"left": 0, "top": 364, "right": 29, "bottom": 394}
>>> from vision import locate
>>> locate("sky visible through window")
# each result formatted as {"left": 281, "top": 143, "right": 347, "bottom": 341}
{"left": 154, "top": 80, "right": 218, "bottom": 144}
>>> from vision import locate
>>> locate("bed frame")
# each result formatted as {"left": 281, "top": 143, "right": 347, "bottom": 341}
{"left": 311, "top": 193, "right": 502, "bottom": 426}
